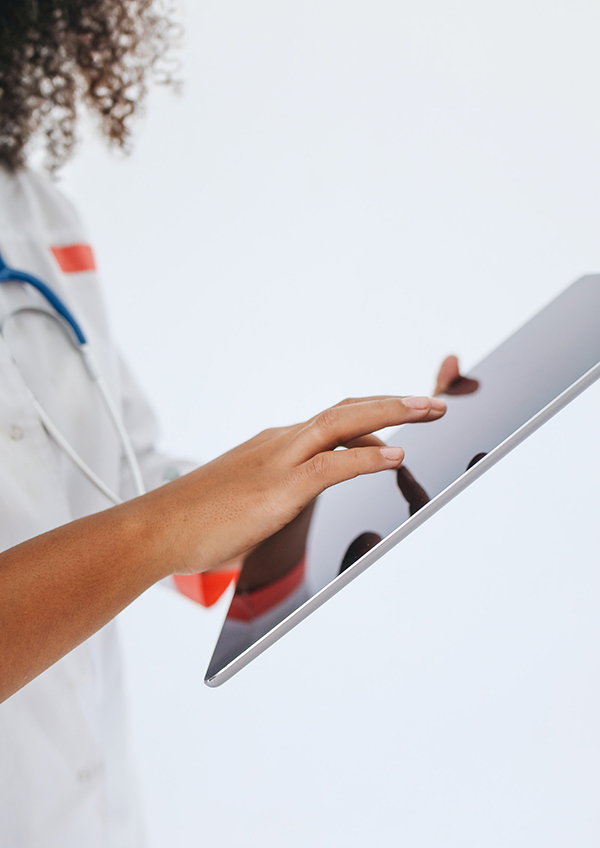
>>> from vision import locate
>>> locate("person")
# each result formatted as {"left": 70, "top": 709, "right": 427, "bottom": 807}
{"left": 0, "top": 2, "right": 460, "bottom": 845}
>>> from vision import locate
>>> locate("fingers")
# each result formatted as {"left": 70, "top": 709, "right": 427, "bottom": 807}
{"left": 290, "top": 396, "right": 446, "bottom": 463}
{"left": 297, "top": 444, "right": 406, "bottom": 498}
{"left": 333, "top": 396, "right": 408, "bottom": 407}
{"left": 434, "top": 355, "right": 460, "bottom": 395}
{"left": 343, "top": 433, "right": 386, "bottom": 449}
{"left": 338, "top": 395, "right": 444, "bottom": 449}
{"left": 336, "top": 399, "right": 435, "bottom": 448}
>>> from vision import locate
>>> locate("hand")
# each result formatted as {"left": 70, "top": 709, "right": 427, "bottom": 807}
{"left": 230, "top": 355, "right": 472, "bottom": 588}
{"left": 148, "top": 394, "right": 446, "bottom": 576}
{"left": 202, "top": 353, "right": 472, "bottom": 584}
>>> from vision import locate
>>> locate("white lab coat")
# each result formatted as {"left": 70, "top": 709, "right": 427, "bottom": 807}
{"left": 0, "top": 167, "right": 192, "bottom": 847}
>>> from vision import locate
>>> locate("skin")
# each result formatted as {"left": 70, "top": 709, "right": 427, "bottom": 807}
{"left": 230, "top": 355, "right": 467, "bottom": 595}
{"left": 0, "top": 391, "right": 451, "bottom": 703}
{"left": 0, "top": 5, "right": 470, "bottom": 703}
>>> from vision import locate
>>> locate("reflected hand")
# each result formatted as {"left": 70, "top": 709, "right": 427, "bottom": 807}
{"left": 396, "top": 353, "right": 478, "bottom": 517}
{"left": 434, "top": 354, "right": 479, "bottom": 396}
{"left": 149, "top": 394, "right": 446, "bottom": 576}
{"left": 235, "top": 500, "right": 317, "bottom": 594}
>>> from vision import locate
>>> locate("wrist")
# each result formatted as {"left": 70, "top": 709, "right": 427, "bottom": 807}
{"left": 120, "top": 493, "right": 182, "bottom": 584}
{"left": 131, "top": 478, "right": 216, "bottom": 580}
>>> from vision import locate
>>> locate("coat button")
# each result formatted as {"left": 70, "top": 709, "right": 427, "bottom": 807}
{"left": 9, "top": 425, "right": 24, "bottom": 441}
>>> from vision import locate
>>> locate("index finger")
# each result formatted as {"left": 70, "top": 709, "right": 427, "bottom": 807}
{"left": 289, "top": 395, "right": 446, "bottom": 463}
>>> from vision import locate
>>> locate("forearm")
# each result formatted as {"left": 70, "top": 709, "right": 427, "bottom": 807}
{"left": 0, "top": 392, "right": 445, "bottom": 703}
{"left": 0, "top": 497, "right": 171, "bottom": 703}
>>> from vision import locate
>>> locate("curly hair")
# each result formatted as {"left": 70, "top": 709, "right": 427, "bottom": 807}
{"left": 0, "top": 0, "right": 178, "bottom": 172}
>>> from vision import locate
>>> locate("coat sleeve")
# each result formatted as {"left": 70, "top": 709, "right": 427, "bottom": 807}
{"left": 117, "top": 354, "right": 238, "bottom": 607}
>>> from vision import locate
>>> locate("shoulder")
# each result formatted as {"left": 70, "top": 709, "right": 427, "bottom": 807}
{"left": 0, "top": 166, "right": 86, "bottom": 241}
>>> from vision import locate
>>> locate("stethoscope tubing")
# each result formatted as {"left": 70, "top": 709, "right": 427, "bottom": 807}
{"left": 0, "top": 251, "right": 145, "bottom": 505}
{"left": 0, "top": 263, "right": 87, "bottom": 344}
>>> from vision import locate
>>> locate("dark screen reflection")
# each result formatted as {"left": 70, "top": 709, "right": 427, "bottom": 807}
{"left": 396, "top": 466, "right": 430, "bottom": 516}
{"left": 235, "top": 501, "right": 316, "bottom": 597}
{"left": 444, "top": 375, "right": 480, "bottom": 395}
{"left": 339, "top": 532, "right": 383, "bottom": 575}
{"left": 466, "top": 452, "right": 487, "bottom": 471}
{"left": 207, "top": 276, "right": 600, "bottom": 682}
{"left": 395, "top": 372, "right": 480, "bottom": 516}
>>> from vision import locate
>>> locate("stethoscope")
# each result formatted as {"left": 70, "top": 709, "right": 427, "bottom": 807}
{"left": 0, "top": 248, "right": 145, "bottom": 506}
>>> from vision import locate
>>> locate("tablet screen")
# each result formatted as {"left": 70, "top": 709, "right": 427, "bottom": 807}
{"left": 206, "top": 276, "right": 600, "bottom": 682}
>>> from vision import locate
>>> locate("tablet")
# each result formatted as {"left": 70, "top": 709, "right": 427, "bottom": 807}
{"left": 205, "top": 275, "right": 600, "bottom": 687}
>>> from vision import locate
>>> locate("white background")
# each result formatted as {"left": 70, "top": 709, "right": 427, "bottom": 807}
{"left": 61, "top": 1, "right": 600, "bottom": 845}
